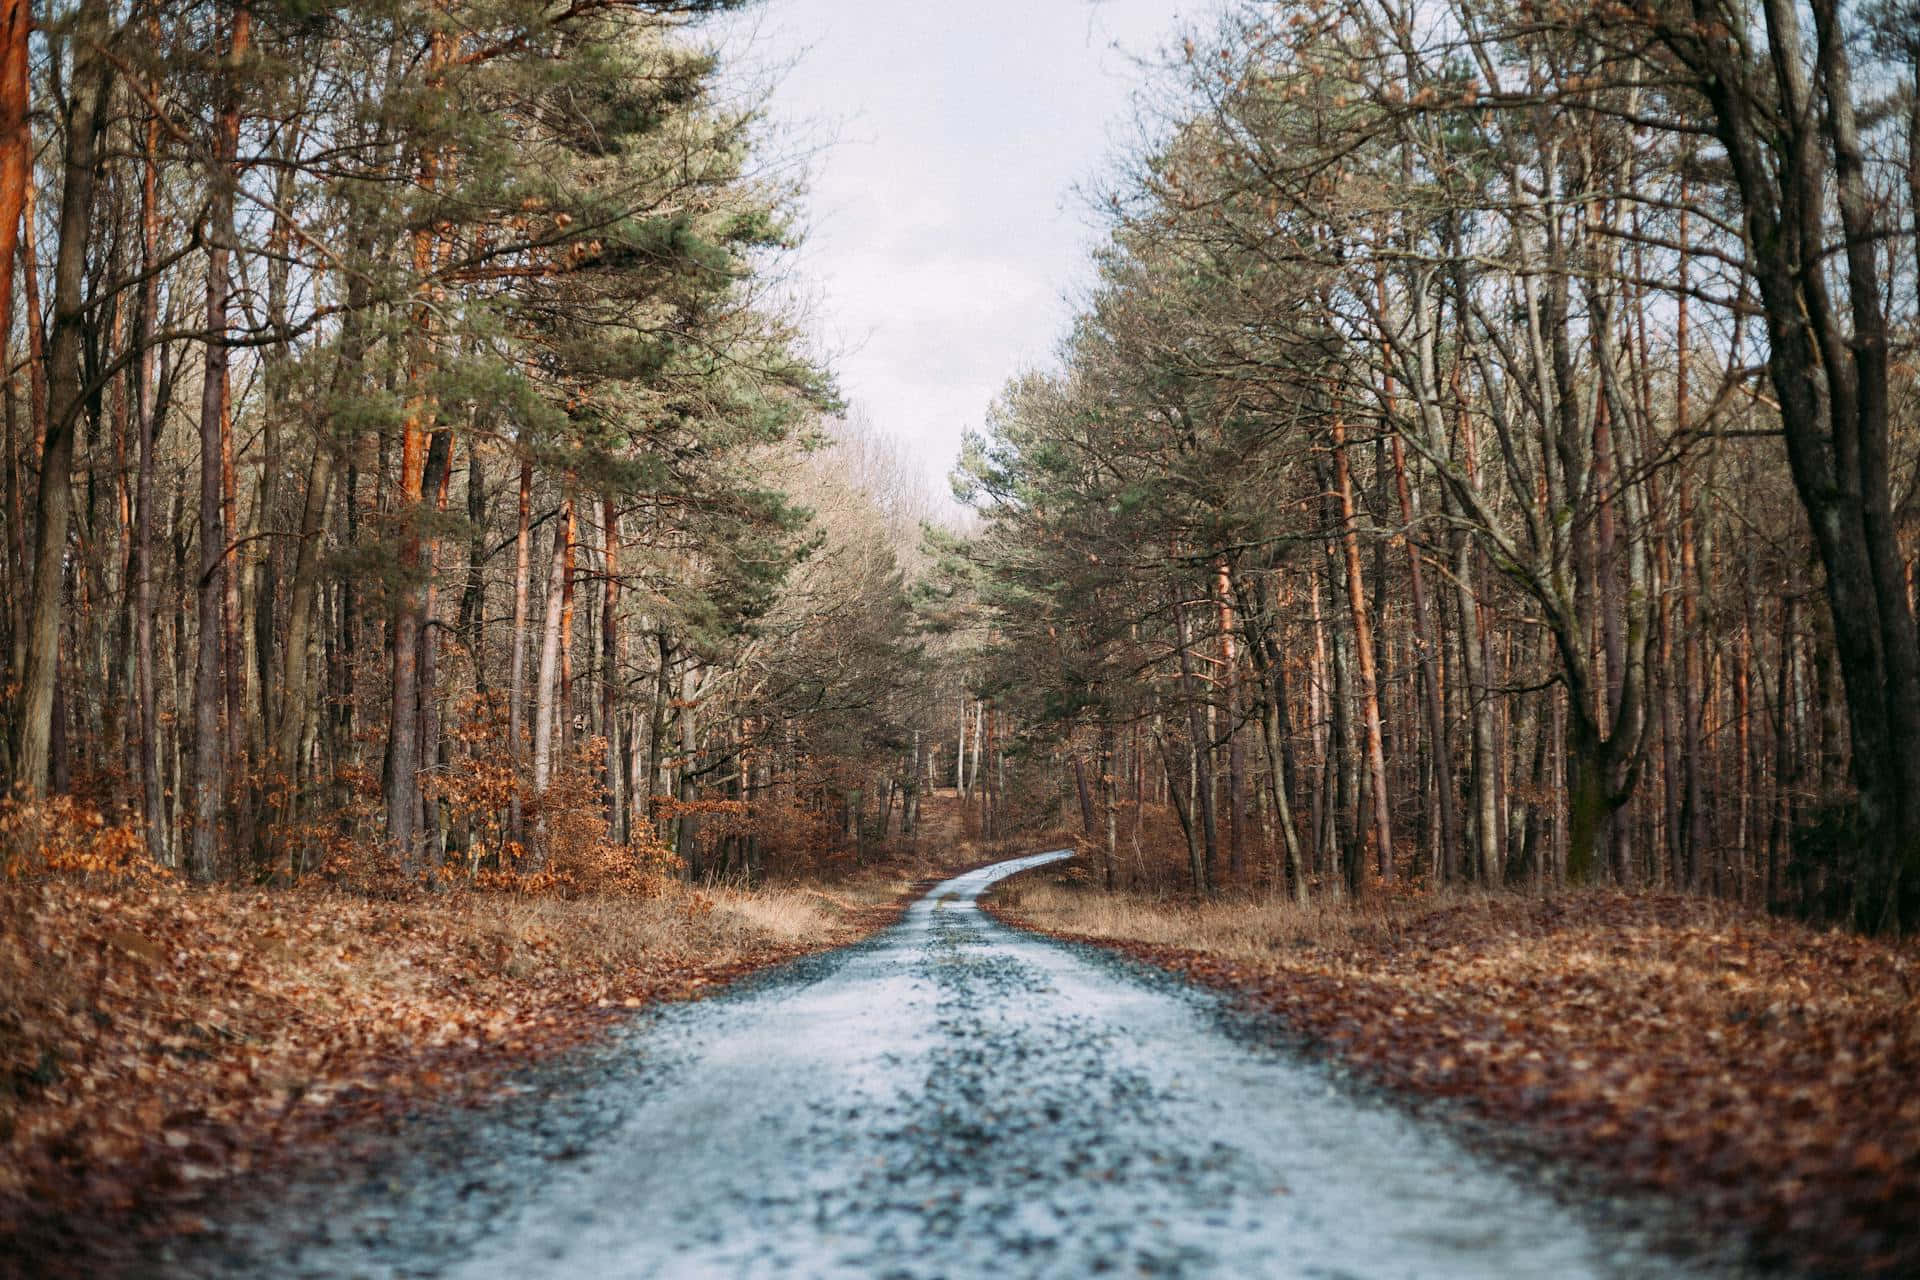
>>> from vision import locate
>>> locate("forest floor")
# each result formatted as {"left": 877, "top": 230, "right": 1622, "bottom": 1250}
{"left": 986, "top": 864, "right": 1920, "bottom": 1278}
{"left": 0, "top": 817, "right": 989, "bottom": 1276}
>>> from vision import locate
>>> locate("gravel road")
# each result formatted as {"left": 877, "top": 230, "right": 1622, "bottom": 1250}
{"left": 174, "top": 851, "right": 1744, "bottom": 1278}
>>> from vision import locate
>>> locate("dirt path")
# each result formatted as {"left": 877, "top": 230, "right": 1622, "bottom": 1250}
{"left": 171, "top": 852, "right": 1748, "bottom": 1277}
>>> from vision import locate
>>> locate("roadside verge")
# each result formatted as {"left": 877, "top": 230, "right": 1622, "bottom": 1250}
{"left": 985, "top": 865, "right": 1919, "bottom": 1278}
{"left": 0, "top": 867, "right": 925, "bottom": 1278}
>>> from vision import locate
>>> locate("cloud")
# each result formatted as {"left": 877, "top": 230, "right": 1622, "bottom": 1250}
{"left": 715, "top": 0, "right": 1204, "bottom": 494}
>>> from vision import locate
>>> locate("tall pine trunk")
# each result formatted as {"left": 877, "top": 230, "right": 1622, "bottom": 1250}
{"left": 384, "top": 24, "right": 449, "bottom": 872}
{"left": 602, "top": 494, "right": 624, "bottom": 842}
{"left": 131, "top": 92, "right": 165, "bottom": 862}
{"left": 506, "top": 455, "right": 532, "bottom": 841}
{"left": 187, "top": 4, "right": 252, "bottom": 877}
{"left": 531, "top": 493, "right": 571, "bottom": 857}
{"left": 1331, "top": 418, "right": 1392, "bottom": 886}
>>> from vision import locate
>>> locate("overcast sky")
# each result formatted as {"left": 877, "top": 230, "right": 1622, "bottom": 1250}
{"left": 716, "top": 1, "right": 1211, "bottom": 501}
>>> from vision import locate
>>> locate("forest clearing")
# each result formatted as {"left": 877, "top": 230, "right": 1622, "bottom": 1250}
{"left": 4, "top": 0, "right": 1920, "bottom": 1275}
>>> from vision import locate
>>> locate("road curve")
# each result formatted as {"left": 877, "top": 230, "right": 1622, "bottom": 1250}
{"left": 181, "top": 852, "right": 1737, "bottom": 1278}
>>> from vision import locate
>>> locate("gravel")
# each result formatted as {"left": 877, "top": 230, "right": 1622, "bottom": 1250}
{"left": 166, "top": 851, "right": 1755, "bottom": 1278}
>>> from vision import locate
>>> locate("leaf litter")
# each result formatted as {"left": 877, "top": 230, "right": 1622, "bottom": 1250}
{"left": 990, "top": 881, "right": 1920, "bottom": 1278}
{"left": 0, "top": 873, "right": 912, "bottom": 1277}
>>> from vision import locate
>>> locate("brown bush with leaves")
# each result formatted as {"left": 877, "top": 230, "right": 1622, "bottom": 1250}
{"left": 0, "top": 793, "right": 161, "bottom": 885}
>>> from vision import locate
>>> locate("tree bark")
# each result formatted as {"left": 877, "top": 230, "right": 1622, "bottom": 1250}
{"left": 130, "top": 86, "right": 164, "bottom": 862}
{"left": 1331, "top": 416, "right": 1393, "bottom": 884}
{"left": 531, "top": 492, "right": 571, "bottom": 843}
{"left": 1234, "top": 569, "right": 1307, "bottom": 900}
{"left": 1388, "top": 431, "right": 1455, "bottom": 882}
{"left": 0, "top": 0, "right": 27, "bottom": 505}
{"left": 1098, "top": 720, "right": 1117, "bottom": 891}
{"left": 418, "top": 428, "right": 453, "bottom": 860}
{"left": 506, "top": 454, "right": 532, "bottom": 840}
{"left": 602, "top": 494, "right": 624, "bottom": 842}
{"left": 383, "top": 21, "right": 449, "bottom": 872}
{"left": 676, "top": 662, "right": 700, "bottom": 873}
{"left": 1173, "top": 598, "right": 1218, "bottom": 895}
{"left": 1655, "top": 0, "right": 1920, "bottom": 930}
{"left": 558, "top": 501, "right": 577, "bottom": 758}
{"left": 18, "top": 6, "right": 112, "bottom": 801}
{"left": 270, "top": 256, "right": 369, "bottom": 857}
{"left": 1073, "top": 749, "right": 1096, "bottom": 838}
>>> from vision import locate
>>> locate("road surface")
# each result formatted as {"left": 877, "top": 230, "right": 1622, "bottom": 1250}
{"left": 179, "top": 851, "right": 1740, "bottom": 1278}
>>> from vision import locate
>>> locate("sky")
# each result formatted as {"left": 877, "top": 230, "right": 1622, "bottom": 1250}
{"left": 714, "top": 0, "right": 1212, "bottom": 502}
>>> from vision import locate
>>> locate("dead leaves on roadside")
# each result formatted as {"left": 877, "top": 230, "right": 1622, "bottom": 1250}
{"left": 998, "top": 889, "right": 1920, "bottom": 1277}
{"left": 0, "top": 875, "right": 891, "bottom": 1275}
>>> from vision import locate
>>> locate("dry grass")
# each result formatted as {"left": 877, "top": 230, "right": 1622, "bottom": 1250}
{"left": 471, "top": 877, "right": 912, "bottom": 977}
{"left": 991, "top": 876, "right": 1420, "bottom": 957}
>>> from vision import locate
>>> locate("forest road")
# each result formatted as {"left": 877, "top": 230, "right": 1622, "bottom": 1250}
{"left": 179, "top": 851, "right": 1739, "bottom": 1279}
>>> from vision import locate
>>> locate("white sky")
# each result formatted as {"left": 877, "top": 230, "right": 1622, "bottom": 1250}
{"left": 716, "top": 1, "right": 1212, "bottom": 502}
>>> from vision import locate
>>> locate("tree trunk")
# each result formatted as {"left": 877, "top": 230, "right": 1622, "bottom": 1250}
{"left": 676, "top": 662, "right": 700, "bottom": 873}
{"left": 507, "top": 455, "right": 532, "bottom": 840}
{"left": 602, "top": 494, "right": 624, "bottom": 842}
{"left": 458, "top": 436, "right": 487, "bottom": 678}
{"left": 1233, "top": 569, "right": 1307, "bottom": 900}
{"left": 1331, "top": 416, "right": 1393, "bottom": 884}
{"left": 649, "top": 631, "right": 673, "bottom": 832}
{"left": 558, "top": 502, "right": 577, "bottom": 758}
{"left": 969, "top": 698, "right": 984, "bottom": 804}
{"left": 0, "top": 0, "right": 24, "bottom": 663}
{"left": 1099, "top": 720, "right": 1117, "bottom": 891}
{"left": 418, "top": 428, "right": 453, "bottom": 861}
{"left": 1387, "top": 435, "right": 1455, "bottom": 882}
{"left": 1658, "top": 0, "right": 1920, "bottom": 930}
{"left": 1155, "top": 718, "right": 1204, "bottom": 893}
{"left": 271, "top": 265, "right": 369, "bottom": 848}
{"left": 1442, "top": 480, "right": 1499, "bottom": 884}
{"left": 385, "top": 395, "right": 429, "bottom": 871}
{"left": 383, "top": 21, "right": 449, "bottom": 872}
{"left": 130, "top": 94, "right": 164, "bottom": 863}
{"left": 18, "top": 8, "right": 112, "bottom": 801}
{"left": 1173, "top": 599, "right": 1218, "bottom": 895}
{"left": 187, "top": 4, "right": 251, "bottom": 879}
{"left": 273, "top": 442, "right": 334, "bottom": 791}
{"left": 1073, "top": 749, "right": 1095, "bottom": 838}
{"left": 531, "top": 493, "right": 571, "bottom": 844}
{"left": 1216, "top": 563, "right": 1245, "bottom": 881}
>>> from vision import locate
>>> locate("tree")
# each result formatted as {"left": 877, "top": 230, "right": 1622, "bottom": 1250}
{"left": 19, "top": 2, "right": 115, "bottom": 800}
{"left": 1631, "top": 0, "right": 1920, "bottom": 930}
